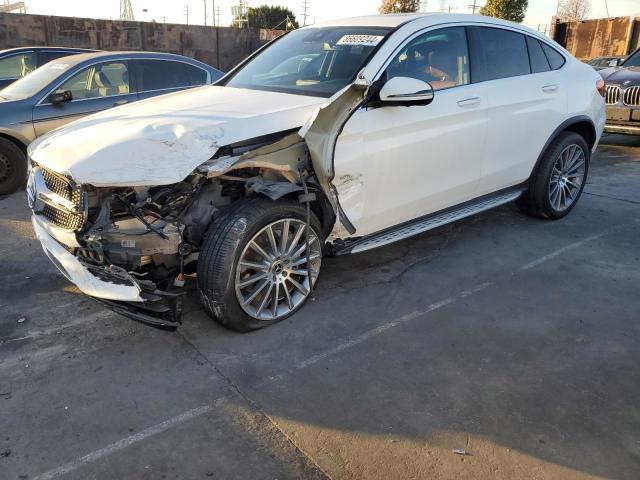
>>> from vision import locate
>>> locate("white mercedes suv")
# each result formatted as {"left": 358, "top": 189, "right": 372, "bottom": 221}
{"left": 27, "top": 14, "right": 606, "bottom": 331}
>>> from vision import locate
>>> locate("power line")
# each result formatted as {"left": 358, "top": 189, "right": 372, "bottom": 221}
{"left": 468, "top": 0, "right": 481, "bottom": 14}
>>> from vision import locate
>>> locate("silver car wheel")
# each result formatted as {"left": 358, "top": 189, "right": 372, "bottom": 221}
{"left": 235, "top": 218, "right": 321, "bottom": 321}
{"left": 549, "top": 144, "right": 586, "bottom": 212}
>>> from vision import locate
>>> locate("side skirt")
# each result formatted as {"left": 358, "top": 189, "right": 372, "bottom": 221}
{"left": 334, "top": 185, "right": 526, "bottom": 255}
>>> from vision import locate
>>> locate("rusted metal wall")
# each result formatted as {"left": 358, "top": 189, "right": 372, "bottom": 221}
{"left": 0, "top": 12, "right": 285, "bottom": 71}
{"left": 552, "top": 16, "right": 640, "bottom": 60}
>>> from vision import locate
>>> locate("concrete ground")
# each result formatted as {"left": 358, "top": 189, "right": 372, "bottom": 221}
{"left": 1, "top": 135, "right": 639, "bottom": 480}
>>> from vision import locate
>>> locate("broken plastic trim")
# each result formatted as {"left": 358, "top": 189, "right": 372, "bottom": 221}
{"left": 93, "top": 285, "right": 185, "bottom": 330}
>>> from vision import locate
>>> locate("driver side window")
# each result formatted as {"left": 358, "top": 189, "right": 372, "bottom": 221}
{"left": 386, "top": 27, "right": 470, "bottom": 91}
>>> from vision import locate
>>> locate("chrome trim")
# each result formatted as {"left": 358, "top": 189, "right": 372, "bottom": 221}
{"left": 28, "top": 167, "right": 78, "bottom": 214}
{"left": 623, "top": 85, "right": 640, "bottom": 107}
{"left": 385, "top": 89, "right": 434, "bottom": 100}
{"left": 605, "top": 85, "right": 620, "bottom": 105}
{"left": 372, "top": 22, "right": 566, "bottom": 84}
{"left": 604, "top": 124, "right": 640, "bottom": 134}
{"left": 350, "top": 189, "right": 524, "bottom": 254}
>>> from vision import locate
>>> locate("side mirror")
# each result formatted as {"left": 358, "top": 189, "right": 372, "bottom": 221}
{"left": 608, "top": 59, "right": 621, "bottom": 67}
{"left": 379, "top": 76, "right": 434, "bottom": 106}
{"left": 49, "top": 90, "right": 72, "bottom": 105}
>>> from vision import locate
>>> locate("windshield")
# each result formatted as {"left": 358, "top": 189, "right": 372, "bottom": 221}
{"left": 225, "top": 26, "right": 390, "bottom": 97}
{"left": 623, "top": 50, "right": 640, "bottom": 67}
{"left": 0, "top": 61, "right": 74, "bottom": 100}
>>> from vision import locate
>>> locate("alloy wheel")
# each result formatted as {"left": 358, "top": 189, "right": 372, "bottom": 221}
{"left": 235, "top": 218, "right": 321, "bottom": 321}
{"left": 548, "top": 144, "right": 586, "bottom": 212}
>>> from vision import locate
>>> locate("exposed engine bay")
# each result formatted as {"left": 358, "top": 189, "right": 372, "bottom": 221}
{"left": 29, "top": 129, "right": 339, "bottom": 328}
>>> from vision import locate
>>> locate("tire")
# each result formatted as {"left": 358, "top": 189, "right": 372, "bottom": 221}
{"left": 0, "top": 137, "right": 27, "bottom": 196}
{"left": 197, "top": 196, "right": 323, "bottom": 332}
{"left": 517, "top": 131, "right": 589, "bottom": 220}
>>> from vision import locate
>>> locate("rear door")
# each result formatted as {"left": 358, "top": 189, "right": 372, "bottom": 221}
{"left": 468, "top": 27, "right": 568, "bottom": 195}
{"left": 32, "top": 60, "right": 137, "bottom": 137}
{"left": 134, "top": 59, "right": 208, "bottom": 101}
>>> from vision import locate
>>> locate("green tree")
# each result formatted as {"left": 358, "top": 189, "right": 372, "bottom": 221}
{"left": 233, "top": 5, "right": 299, "bottom": 30}
{"left": 479, "top": 0, "right": 529, "bottom": 23}
{"left": 379, "top": 0, "right": 420, "bottom": 14}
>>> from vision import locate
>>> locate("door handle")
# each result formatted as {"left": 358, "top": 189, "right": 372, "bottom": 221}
{"left": 457, "top": 96, "right": 481, "bottom": 107}
{"left": 542, "top": 84, "right": 559, "bottom": 93}
{"left": 114, "top": 99, "right": 129, "bottom": 106}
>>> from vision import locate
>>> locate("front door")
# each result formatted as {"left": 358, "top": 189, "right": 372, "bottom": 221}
{"left": 33, "top": 60, "right": 137, "bottom": 137}
{"left": 333, "top": 26, "right": 488, "bottom": 237}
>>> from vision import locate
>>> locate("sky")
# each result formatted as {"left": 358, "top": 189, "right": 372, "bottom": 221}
{"left": 16, "top": 0, "right": 640, "bottom": 34}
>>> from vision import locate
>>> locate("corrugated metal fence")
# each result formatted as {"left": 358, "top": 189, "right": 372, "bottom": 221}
{"left": 552, "top": 16, "right": 640, "bottom": 60}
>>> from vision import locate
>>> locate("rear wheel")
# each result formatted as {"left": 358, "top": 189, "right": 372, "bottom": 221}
{"left": 0, "top": 137, "right": 27, "bottom": 196}
{"left": 517, "top": 132, "right": 589, "bottom": 219}
{"left": 197, "top": 197, "right": 322, "bottom": 332}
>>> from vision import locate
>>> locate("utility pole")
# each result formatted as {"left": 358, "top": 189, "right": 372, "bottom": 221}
{"left": 204, "top": 0, "right": 207, "bottom": 25}
{"left": 212, "top": 0, "right": 215, "bottom": 26}
{"left": 468, "top": 0, "right": 479, "bottom": 14}
{"left": 301, "top": 0, "right": 310, "bottom": 26}
{"left": 216, "top": 6, "right": 221, "bottom": 26}
{"left": 184, "top": 4, "right": 189, "bottom": 25}
{"left": 604, "top": 0, "right": 610, "bottom": 18}
{"left": 120, "top": 0, "right": 135, "bottom": 21}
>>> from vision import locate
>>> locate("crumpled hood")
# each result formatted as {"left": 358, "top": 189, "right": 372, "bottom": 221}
{"left": 599, "top": 66, "right": 640, "bottom": 85}
{"left": 28, "top": 86, "right": 325, "bottom": 186}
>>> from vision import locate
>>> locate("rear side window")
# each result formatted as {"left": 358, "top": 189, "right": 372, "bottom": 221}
{"left": 136, "top": 60, "right": 190, "bottom": 91}
{"left": 38, "top": 51, "right": 74, "bottom": 67}
{"left": 526, "top": 36, "right": 550, "bottom": 73}
{"left": 541, "top": 43, "right": 565, "bottom": 70}
{"left": 184, "top": 63, "right": 208, "bottom": 85}
{"left": 470, "top": 27, "right": 531, "bottom": 82}
{"left": 0, "top": 52, "right": 36, "bottom": 79}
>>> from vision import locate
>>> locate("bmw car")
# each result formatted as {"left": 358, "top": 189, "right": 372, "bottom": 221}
{"left": 599, "top": 47, "right": 640, "bottom": 135}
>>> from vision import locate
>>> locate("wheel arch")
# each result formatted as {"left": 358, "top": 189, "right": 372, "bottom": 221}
{"left": 528, "top": 116, "right": 596, "bottom": 181}
{"left": 0, "top": 131, "right": 28, "bottom": 155}
{"left": 272, "top": 186, "right": 336, "bottom": 239}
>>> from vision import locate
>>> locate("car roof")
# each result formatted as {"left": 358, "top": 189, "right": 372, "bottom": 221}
{"left": 310, "top": 13, "right": 531, "bottom": 31}
{"left": 48, "top": 50, "right": 216, "bottom": 70}
{"left": 0, "top": 46, "right": 95, "bottom": 55}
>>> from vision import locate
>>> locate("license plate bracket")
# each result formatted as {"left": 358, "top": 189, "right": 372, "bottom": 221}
{"left": 607, "top": 107, "right": 631, "bottom": 122}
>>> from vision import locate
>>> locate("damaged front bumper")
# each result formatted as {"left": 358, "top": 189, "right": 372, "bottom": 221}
{"left": 32, "top": 215, "right": 184, "bottom": 329}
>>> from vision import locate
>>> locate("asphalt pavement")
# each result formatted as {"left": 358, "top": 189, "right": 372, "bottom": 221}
{"left": 1, "top": 134, "right": 639, "bottom": 480}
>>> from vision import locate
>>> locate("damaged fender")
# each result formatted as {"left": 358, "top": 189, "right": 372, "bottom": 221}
{"left": 299, "top": 84, "right": 368, "bottom": 238}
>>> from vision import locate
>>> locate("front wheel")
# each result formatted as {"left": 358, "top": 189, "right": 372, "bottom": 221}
{"left": 197, "top": 197, "right": 323, "bottom": 332}
{"left": 0, "top": 137, "right": 27, "bottom": 196}
{"left": 517, "top": 131, "right": 589, "bottom": 219}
